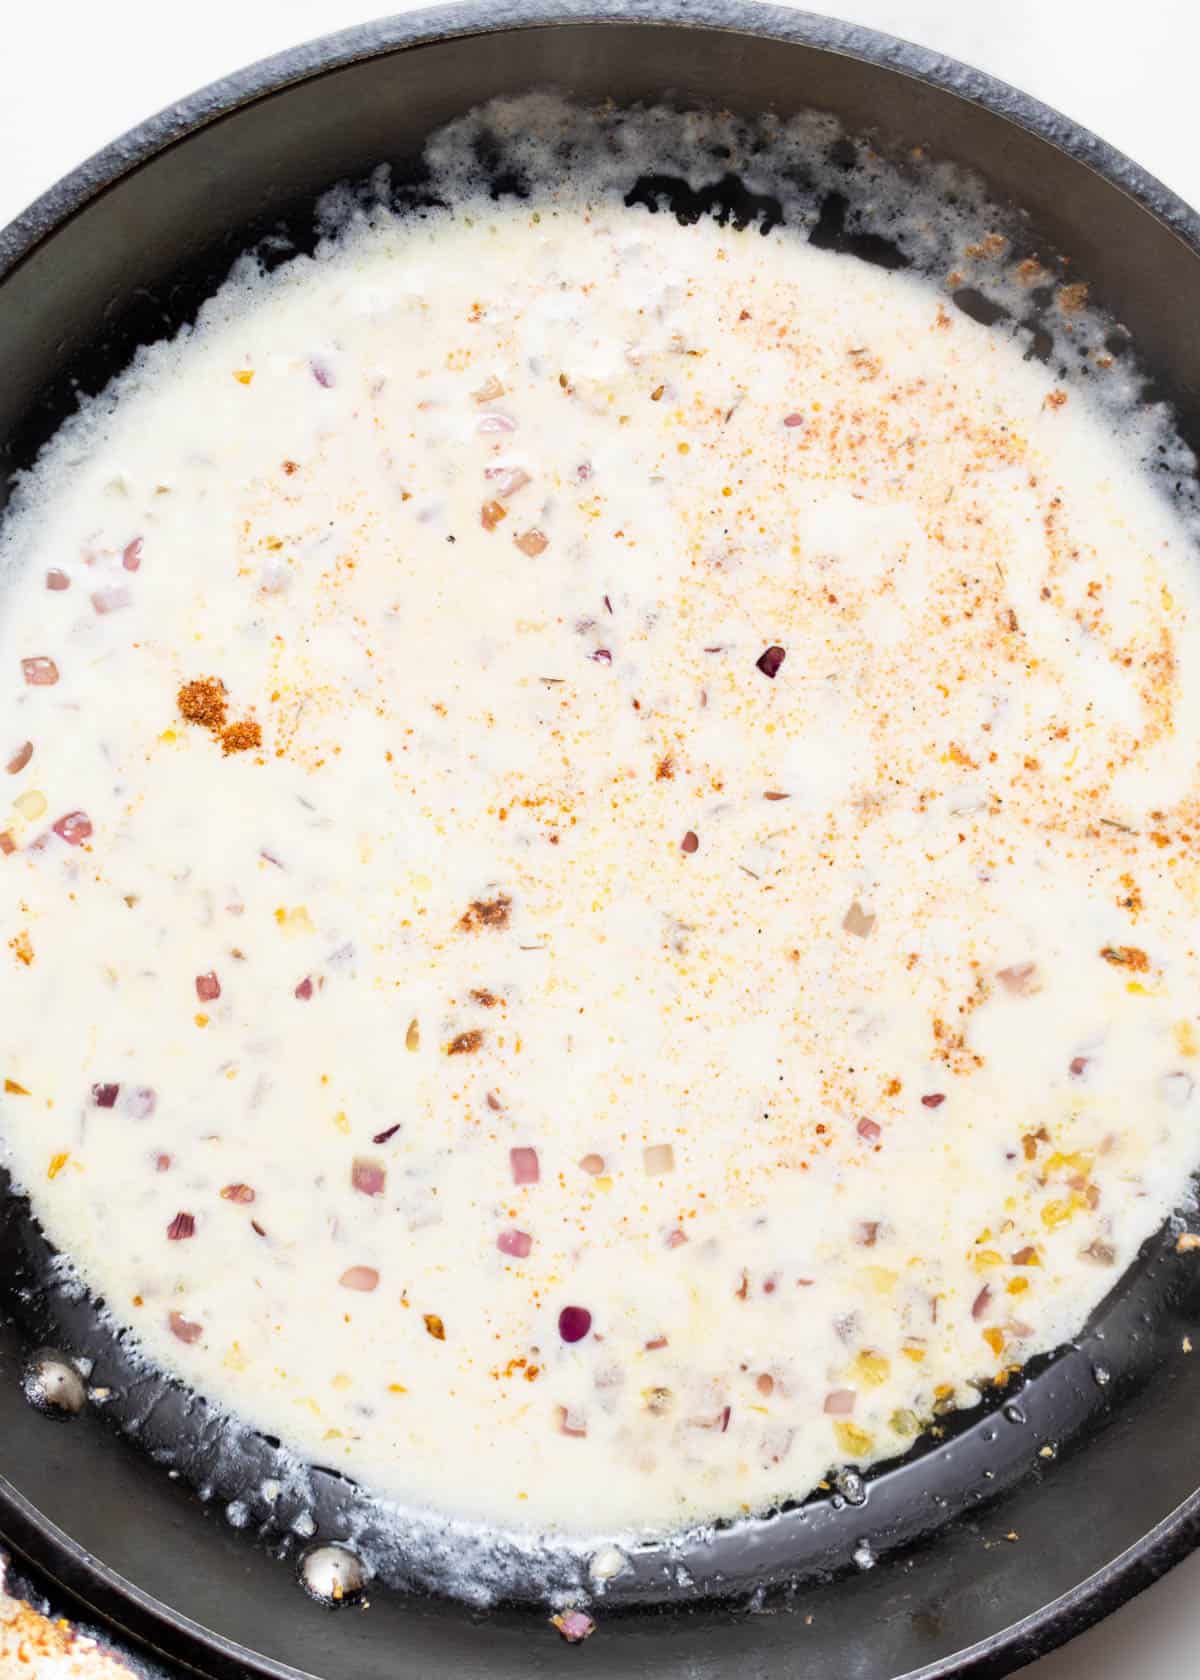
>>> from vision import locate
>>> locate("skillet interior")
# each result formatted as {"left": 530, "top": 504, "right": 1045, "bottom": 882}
{"left": 2, "top": 4, "right": 1200, "bottom": 1675}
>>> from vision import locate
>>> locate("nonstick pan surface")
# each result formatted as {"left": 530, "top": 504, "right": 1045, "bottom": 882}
{"left": 3, "top": 4, "right": 1200, "bottom": 1676}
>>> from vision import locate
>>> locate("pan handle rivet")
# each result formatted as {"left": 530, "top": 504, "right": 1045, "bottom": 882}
{"left": 22, "top": 1348, "right": 87, "bottom": 1418}
{"left": 298, "top": 1543, "right": 368, "bottom": 1606}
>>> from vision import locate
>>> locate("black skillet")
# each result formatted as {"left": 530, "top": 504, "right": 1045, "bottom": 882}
{"left": 3, "top": 3, "right": 1200, "bottom": 1676}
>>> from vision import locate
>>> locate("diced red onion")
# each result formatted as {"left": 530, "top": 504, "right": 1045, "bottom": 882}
{"left": 1069, "top": 1055, "right": 1089, "bottom": 1078}
{"left": 644, "top": 1143, "right": 675, "bottom": 1175}
{"left": 755, "top": 645, "right": 786, "bottom": 679}
{"left": 551, "top": 1610, "right": 595, "bottom": 1644}
{"left": 45, "top": 569, "right": 70, "bottom": 592}
{"left": 168, "top": 1311, "right": 203, "bottom": 1344}
{"left": 997, "top": 961, "right": 1040, "bottom": 996}
{"left": 294, "top": 976, "right": 313, "bottom": 1000}
{"left": 91, "top": 1083, "right": 119, "bottom": 1108}
{"left": 558, "top": 1305, "right": 592, "bottom": 1343}
{"left": 5, "top": 742, "right": 33, "bottom": 776}
{"left": 220, "top": 1183, "right": 256, "bottom": 1204}
{"left": 372, "top": 1123, "right": 401, "bottom": 1145}
{"left": 497, "top": 1228, "right": 533, "bottom": 1258}
{"left": 645, "top": 1335, "right": 669, "bottom": 1350}
{"left": 311, "top": 359, "right": 335, "bottom": 388}
{"left": 22, "top": 657, "right": 59, "bottom": 687}
{"left": 0, "top": 832, "right": 14, "bottom": 856}
{"left": 483, "top": 465, "right": 531, "bottom": 498}
{"left": 857, "top": 1117, "right": 882, "bottom": 1142}
{"left": 921, "top": 1093, "right": 946, "bottom": 1109}
{"left": 690, "top": 1405, "right": 732, "bottom": 1432}
{"left": 339, "top": 1265, "right": 380, "bottom": 1292}
{"left": 972, "top": 1285, "right": 992, "bottom": 1320}
{"left": 680, "top": 830, "right": 699, "bottom": 854}
{"left": 352, "top": 1158, "right": 386, "bottom": 1197}
{"left": 167, "top": 1211, "right": 196, "bottom": 1241}
{"left": 195, "top": 971, "right": 221, "bottom": 1002}
{"left": 856, "top": 1221, "right": 880, "bottom": 1247}
{"left": 476, "top": 412, "right": 516, "bottom": 434}
{"left": 155, "top": 1153, "right": 172, "bottom": 1172}
{"left": 52, "top": 811, "right": 92, "bottom": 846}
{"left": 127, "top": 1086, "right": 157, "bottom": 1119}
{"left": 665, "top": 1228, "right": 688, "bottom": 1249}
{"left": 824, "top": 1389, "right": 857, "bottom": 1415}
{"left": 783, "top": 413, "right": 805, "bottom": 428}
{"left": 251, "top": 1220, "right": 267, "bottom": 1239}
{"left": 510, "top": 1146, "right": 540, "bottom": 1185}
{"left": 590, "top": 649, "right": 613, "bottom": 666}
{"left": 579, "top": 1153, "right": 605, "bottom": 1175}
{"left": 555, "top": 1405, "right": 588, "bottom": 1437}
{"left": 91, "top": 586, "right": 131, "bottom": 615}
{"left": 122, "top": 538, "right": 143, "bottom": 572}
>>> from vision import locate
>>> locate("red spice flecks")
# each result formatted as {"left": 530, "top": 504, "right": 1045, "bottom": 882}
{"left": 510, "top": 1146, "right": 540, "bottom": 1185}
{"left": 372, "top": 1123, "right": 401, "bottom": 1145}
{"left": 122, "top": 537, "right": 143, "bottom": 572}
{"left": 220, "top": 1183, "right": 256, "bottom": 1204}
{"left": 755, "top": 645, "right": 786, "bottom": 679}
{"left": 339, "top": 1265, "right": 379, "bottom": 1292}
{"left": 497, "top": 1228, "right": 532, "bottom": 1258}
{"left": 195, "top": 971, "right": 221, "bottom": 1002}
{"left": 352, "top": 1158, "right": 386, "bottom": 1197}
{"left": 91, "top": 1083, "right": 119, "bottom": 1109}
{"left": 558, "top": 1305, "right": 592, "bottom": 1343}
{"left": 921, "top": 1093, "right": 946, "bottom": 1109}
{"left": 22, "top": 657, "right": 59, "bottom": 687}
{"left": 45, "top": 569, "right": 70, "bottom": 591}
{"left": 294, "top": 976, "right": 313, "bottom": 1000}
{"left": 167, "top": 1211, "right": 196, "bottom": 1241}
{"left": 168, "top": 1311, "right": 203, "bottom": 1345}
{"left": 52, "top": 811, "right": 93, "bottom": 846}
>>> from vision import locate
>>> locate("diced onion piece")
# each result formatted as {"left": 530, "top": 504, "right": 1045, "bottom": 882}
{"left": 824, "top": 1389, "right": 857, "bottom": 1415}
{"left": 643, "top": 1143, "right": 675, "bottom": 1175}
{"left": 45, "top": 569, "right": 70, "bottom": 591}
{"left": 22, "top": 657, "right": 59, "bottom": 687}
{"left": 514, "top": 528, "right": 548, "bottom": 557}
{"left": 294, "top": 976, "right": 313, "bottom": 1000}
{"left": 555, "top": 1405, "right": 588, "bottom": 1437}
{"left": 167, "top": 1211, "right": 196, "bottom": 1241}
{"left": 972, "top": 1284, "right": 993, "bottom": 1320}
{"left": 195, "top": 971, "right": 221, "bottom": 1002}
{"left": 122, "top": 538, "right": 143, "bottom": 572}
{"left": 857, "top": 1117, "right": 882, "bottom": 1142}
{"left": 339, "top": 1265, "right": 380, "bottom": 1292}
{"left": 510, "top": 1146, "right": 539, "bottom": 1185}
{"left": 352, "top": 1158, "right": 386, "bottom": 1197}
{"left": 220, "top": 1183, "right": 256, "bottom": 1204}
{"left": 558, "top": 1305, "right": 592, "bottom": 1343}
{"left": 5, "top": 742, "right": 32, "bottom": 776}
{"left": 91, "top": 586, "right": 132, "bottom": 615}
{"left": 551, "top": 1610, "right": 595, "bottom": 1644}
{"left": 91, "top": 1083, "right": 119, "bottom": 1108}
{"left": 127, "top": 1086, "right": 157, "bottom": 1119}
{"left": 476, "top": 412, "right": 516, "bottom": 433}
{"left": 52, "top": 811, "right": 92, "bottom": 846}
{"left": 168, "top": 1311, "right": 203, "bottom": 1344}
{"left": 483, "top": 465, "right": 531, "bottom": 499}
{"left": 497, "top": 1228, "right": 532, "bottom": 1258}
{"left": 579, "top": 1153, "right": 605, "bottom": 1175}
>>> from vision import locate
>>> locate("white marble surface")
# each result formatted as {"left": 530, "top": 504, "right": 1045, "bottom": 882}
{"left": 1, "top": 3, "right": 1198, "bottom": 1675}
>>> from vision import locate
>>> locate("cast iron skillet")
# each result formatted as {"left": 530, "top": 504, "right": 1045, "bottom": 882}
{"left": 3, "top": 3, "right": 1200, "bottom": 1676}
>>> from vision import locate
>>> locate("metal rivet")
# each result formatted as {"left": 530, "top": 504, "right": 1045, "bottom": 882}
{"left": 22, "top": 1348, "right": 87, "bottom": 1419}
{"left": 298, "top": 1543, "right": 367, "bottom": 1606}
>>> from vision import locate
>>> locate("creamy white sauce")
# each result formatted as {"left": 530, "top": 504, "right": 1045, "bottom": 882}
{"left": 3, "top": 106, "right": 1200, "bottom": 1548}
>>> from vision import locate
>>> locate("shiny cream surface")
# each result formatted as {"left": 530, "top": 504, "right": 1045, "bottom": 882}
{"left": 2, "top": 188, "right": 1199, "bottom": 1538}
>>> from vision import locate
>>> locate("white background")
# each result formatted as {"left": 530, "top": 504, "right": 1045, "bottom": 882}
{"left": 1, "top": 3, "right": 1197, "bottom": 1676}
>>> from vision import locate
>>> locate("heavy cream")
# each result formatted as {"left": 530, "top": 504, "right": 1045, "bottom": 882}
{"left": 2, "top": 107, "right": 1199, "bottom": 1549}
